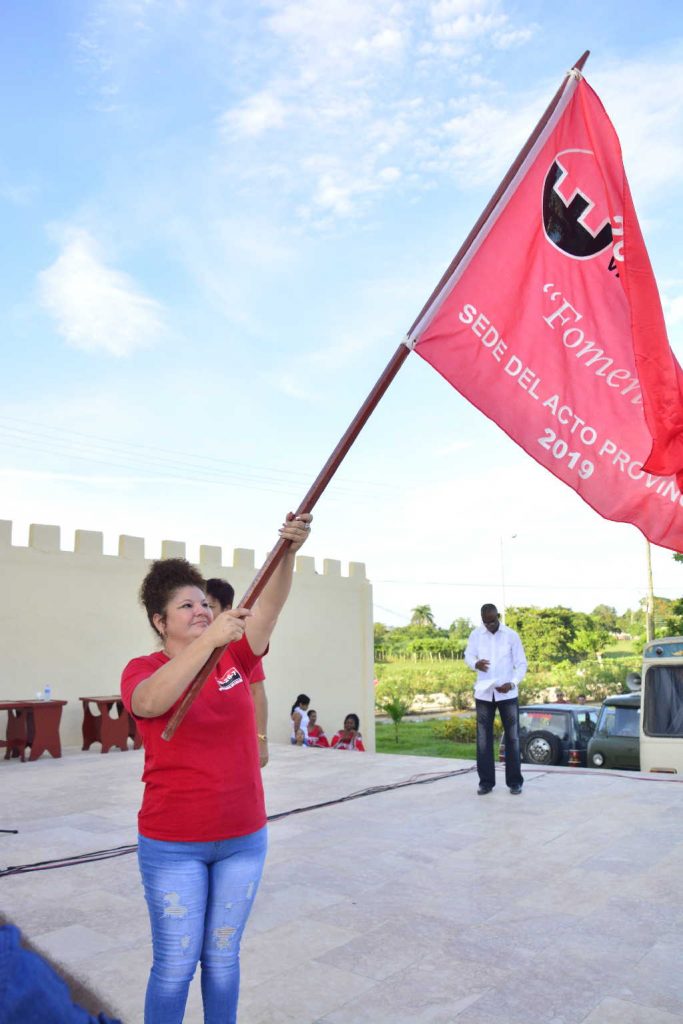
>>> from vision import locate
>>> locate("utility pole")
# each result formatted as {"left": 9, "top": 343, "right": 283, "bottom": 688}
{"left": 645, "top": 539, "right": 655, "bottom": 642}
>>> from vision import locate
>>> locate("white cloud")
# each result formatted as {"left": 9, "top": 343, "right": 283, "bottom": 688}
{"left": 591, "top": 57, "right": 683, "bottom": 207}
{"left": 220, "top": 90, "right": 288, "bottom": 138}
{"left": 0, "top": 178, "right": 37, "bottom": 205}
{"left": 264, "top": 0, "right": 406, "bottom": 66}
{"left": 428, "top": 0, "right": 535, "bottom": 55}
{"left": 431, "top": 97, "right": 542, "bottom": 185}
{"left": 354, "top": 27, "right": 405, "bottom": 58}
{"left": 38, "top": 228, "right": 165, "bottom": 357}
{"left": 430, "top": 0, "right": 490, "bottom": 18}
{"left": 209, "top": 0, "right": 540, "bottom": 223}
{"left": 664, "top": 292, "right": 683, "bottom": 327}
{"left": 493, "top": 25, "right": 536, "bottom": 49}
{"left": 433, "top": 12, "right": 506, "bottom": 42}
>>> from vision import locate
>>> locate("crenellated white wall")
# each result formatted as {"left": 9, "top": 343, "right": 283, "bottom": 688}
{"left": 0, "top": 520, "right": 375, "bottom": 752}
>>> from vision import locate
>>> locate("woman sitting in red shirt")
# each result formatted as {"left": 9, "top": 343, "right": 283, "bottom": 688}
{"left": 306, "top": 709, "right": 329, "bottom": 747}
{"left": 331, "top": 713, "right": 365, "bottom": 751}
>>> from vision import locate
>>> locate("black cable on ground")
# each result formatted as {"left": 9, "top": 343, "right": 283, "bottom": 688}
{"left": 0, "top": 765, "right": 476, "bottom": 878}
{"left": 3, "top": 760, "right": 681, "bottom": 878}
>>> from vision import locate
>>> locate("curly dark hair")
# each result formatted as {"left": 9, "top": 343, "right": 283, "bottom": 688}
{"left": 139, "top": 558, "right": 206, "bottom": 638}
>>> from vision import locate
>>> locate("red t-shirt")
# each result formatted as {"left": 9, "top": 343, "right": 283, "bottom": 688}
{"left": 250, "top": 658, "right": 265, "bottom": 684}
{"left": 121, "top": 635, "right": 266, "bottom": 842}
{"left": 307, "top": 725, "right": 329, "bottom": 748}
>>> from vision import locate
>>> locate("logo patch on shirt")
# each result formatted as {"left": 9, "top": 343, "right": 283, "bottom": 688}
{"left": 217, "top": 668, "right": 243, "bottom": 692}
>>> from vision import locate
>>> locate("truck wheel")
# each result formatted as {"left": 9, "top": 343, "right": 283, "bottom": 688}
{"left": 524, "top": 731, "right": 562, "bottom": 765}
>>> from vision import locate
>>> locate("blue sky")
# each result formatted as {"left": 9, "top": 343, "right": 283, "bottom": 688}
{"left": 2, "top": 0, "right": 683, "bottom": 627}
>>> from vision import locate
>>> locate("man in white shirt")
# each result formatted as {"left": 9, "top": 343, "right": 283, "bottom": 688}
{"left": 464, "top": 603, "right": 527, "bottom": 796}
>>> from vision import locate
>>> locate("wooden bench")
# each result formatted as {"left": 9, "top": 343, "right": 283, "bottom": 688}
{"left": 0, "top": 700, "right": 68, "bottom": 761}
{"left": 79, "top": 696, "right": 140, "bottom": 753}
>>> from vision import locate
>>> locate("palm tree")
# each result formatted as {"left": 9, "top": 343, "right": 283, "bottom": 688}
{"left": 381, "top": 696, "right": 413, "bottom": 743}
{"left": 410, "top": 604, "right": 436, "bottom": 628}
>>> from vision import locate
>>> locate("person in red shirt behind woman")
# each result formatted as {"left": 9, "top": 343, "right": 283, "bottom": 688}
{"left": 331, "top": 713, "right": 365, "bottom": 750}
{"left": 306, "top": 709, "right": 329, "bottom": 747}
{"left": 120, "top": 512, "right": 311, "bottom": 1024}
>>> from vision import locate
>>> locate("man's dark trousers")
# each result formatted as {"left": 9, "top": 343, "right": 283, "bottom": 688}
{"left": 475, "top": 696, "right": 523, "bottom": 789}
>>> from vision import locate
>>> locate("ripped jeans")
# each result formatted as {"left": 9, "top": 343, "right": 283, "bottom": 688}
{"left": 137, "top": 827, "right": 268, "bottom": 1024}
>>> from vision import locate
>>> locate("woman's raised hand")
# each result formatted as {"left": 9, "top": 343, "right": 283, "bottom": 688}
{"left": 206, "top": 608, "right": 251, "bottom": 648}
{"left": 279, "top": 512, "right": 312, "bottom": 552}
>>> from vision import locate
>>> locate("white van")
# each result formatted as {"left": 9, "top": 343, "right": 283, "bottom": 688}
{"left": 640, "top": 636, "right": 683, "bottom": 774}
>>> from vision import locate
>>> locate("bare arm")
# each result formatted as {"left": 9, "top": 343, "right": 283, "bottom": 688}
{"left": 252, "top": 680, "right": 269, "bottom": 767}
{"left": 131, "top": 611, "right": 249, "bottom": 718}
{"left": 245, "top": 513, "right": 312, "bottom": 656}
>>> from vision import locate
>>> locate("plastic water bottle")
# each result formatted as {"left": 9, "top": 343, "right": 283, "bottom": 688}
{"left": 43, "top": 685, "right": 52, "bottom": 702}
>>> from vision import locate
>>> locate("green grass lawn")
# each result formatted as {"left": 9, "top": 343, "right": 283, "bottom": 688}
{"left": 375, "top": 720, "right": 476, "bottom": 760}
{"left": 602, "top": 641, "right": 639, "bottom": 660}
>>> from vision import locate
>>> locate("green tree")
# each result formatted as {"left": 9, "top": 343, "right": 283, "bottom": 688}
{"left": 506, "top": 606, "right": 577, "bottom": 665}
{"left": 410, "top": 604, "right": 436, "bottom": 627}
{"left": 664, "top": 597, "right": 683, "bottom": 637}
{"left": 629, "top": 596, "right": 676, "bottom": 646}
{"left": 591, "top": 604, "right": 618, "bottom": 633}
{"left": 449, "top": 617, "right": 473, "bottom": 640}
{"left": 570, "top": 613, "right": 611, "bottom": 659}
{"left": 616, "top": 606, "right": 644, "bottom": 636}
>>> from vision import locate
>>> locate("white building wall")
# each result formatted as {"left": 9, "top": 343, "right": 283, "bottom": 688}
{"left": 0, "top": 520, "right": 375, "bottom": 752}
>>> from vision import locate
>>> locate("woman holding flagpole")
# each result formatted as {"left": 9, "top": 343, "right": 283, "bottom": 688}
{"left": 120, "top": 512, "right": 312, "bottom": 1024}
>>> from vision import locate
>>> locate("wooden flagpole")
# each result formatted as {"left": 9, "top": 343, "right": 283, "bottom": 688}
{"left": 163, "top": 49, "right": 590, "bottom": 741}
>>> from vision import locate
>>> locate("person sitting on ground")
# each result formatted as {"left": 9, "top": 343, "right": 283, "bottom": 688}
{"left": 306, "top": 709, "right": 329, "bottom": 748}
{"left": 331, "top": 714, "right": 365, "bottom": 751}
{"left": 206, "top": 577, "right": 269, "bottom": 767}
{"left": 290, "top": 694, "right": 310, "bottom": 746}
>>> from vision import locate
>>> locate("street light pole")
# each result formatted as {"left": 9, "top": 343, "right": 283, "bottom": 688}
{"left": 500, "top": 534, "right": 517, "bottom": 625}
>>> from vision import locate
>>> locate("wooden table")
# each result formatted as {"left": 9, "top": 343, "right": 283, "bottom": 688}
{"left": 0, "top": 700, "right": 68, "bottom": 761}
{"left": 79, "top": 696, "right": 140, "bottom": 753}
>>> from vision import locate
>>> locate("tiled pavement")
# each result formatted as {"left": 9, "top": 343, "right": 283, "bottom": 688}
{"left": 2, "top": 744, "right": 683, "bottom": 1023}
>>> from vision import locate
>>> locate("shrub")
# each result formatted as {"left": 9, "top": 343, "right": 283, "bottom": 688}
{"left": 374, "top": 659, "right": 474, "bottom": 709}
{"left": 432, "top": 715, "right": 501, "bottom": 744}
{"left": 449, "top": 679, "right": 475, "bottom": 710}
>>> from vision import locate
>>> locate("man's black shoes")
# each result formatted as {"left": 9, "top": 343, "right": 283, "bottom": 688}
{"left": 509, "top": 785, "right": 523, "bottom": 795}
{"left": 477, "top": 784, "right": 493, "bottom": 795}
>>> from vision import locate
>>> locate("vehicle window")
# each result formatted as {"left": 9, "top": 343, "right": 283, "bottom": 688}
{"left": 575, "top": 710, "right": 597, "bottom": 740}
{"left": 519, "top": 710, "right": 569, "bottom": 738}
{"left": 597, "top": 706, "right": 615, "bottom": 736}
{"left": 644, "top": 666, "right": 683, "bottom": 737}
{"left": 597, "top": 706, "right": 639, "bottom": 737}
{"left": 614, "top": 707, "right": 639, "bottom": 737}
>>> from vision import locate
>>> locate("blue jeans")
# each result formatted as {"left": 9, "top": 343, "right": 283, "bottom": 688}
{"left": 476, "top": 697, "right": 523, "bottom": 789}
{"left": 137, "top": 827, "right": 268, "bottom": 1024}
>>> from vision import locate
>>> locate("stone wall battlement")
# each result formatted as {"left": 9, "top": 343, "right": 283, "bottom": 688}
{"left": 0, "top": 518, "right": 374, "bottom": 752}
{"left": 0, "top": 519, "right": 367, "bottom": 582}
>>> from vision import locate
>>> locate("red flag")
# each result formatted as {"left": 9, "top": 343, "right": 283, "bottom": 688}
{"left": 411, "top": 74, "right": 683, "bottom": 551}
